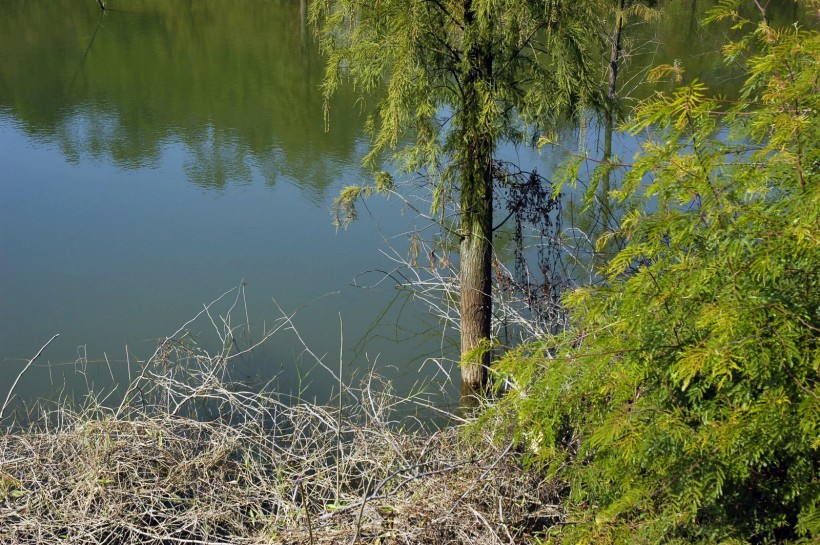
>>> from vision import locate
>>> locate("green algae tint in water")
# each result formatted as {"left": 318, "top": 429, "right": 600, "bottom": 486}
{"left": 0, "top": 0, "right": 456, "bottom": 409}
{"left": 0, "top": 0, "right": 812, "bottom": 411}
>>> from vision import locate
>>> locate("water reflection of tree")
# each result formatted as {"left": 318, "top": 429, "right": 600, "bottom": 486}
{"left": 616, "top": 0, "right": 814, "bottom": 101}
{"left": 0, "top": 0, "right": 364, "bottom": 199}
{"left": 183, "top": 128, "right": 252, "bottom": 189}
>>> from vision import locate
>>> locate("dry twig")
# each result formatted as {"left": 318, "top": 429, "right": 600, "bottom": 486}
{"left": 0, "top": 295, "right": 563, "bottom": 544}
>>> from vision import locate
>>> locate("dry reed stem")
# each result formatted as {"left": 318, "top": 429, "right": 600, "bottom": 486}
{"left": 0, "top": 295, "right": 563, "bottom": 544}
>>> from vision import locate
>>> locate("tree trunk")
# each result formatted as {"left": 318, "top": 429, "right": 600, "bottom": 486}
{"left": 608, "top": 0, "right": 626, "bottom": 102}
{"left": 458, "top": 0, "right": 494, "bottom": 402}
{"left": 599, "top": 0, "right": 625, "bottom": 241}
{"left": 459, "top": 165, "right": 493, "bottom": 401}
{"left": 598, "top": 110, "right": 616, "bottom": 245}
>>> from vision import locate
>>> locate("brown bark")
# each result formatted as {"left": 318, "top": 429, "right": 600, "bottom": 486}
{"left": 459, "top": 179, "right": 493, "bottom": 401}
{"left": 458, "top": 0, "right": 494, "bottom": 402}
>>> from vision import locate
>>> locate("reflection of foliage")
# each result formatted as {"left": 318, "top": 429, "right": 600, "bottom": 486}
{"left": 55, "top": 108, "right": 163, "bottom": 169}
{"left": 184, "top": 128, "right": 252, "bottom": 189}
{"left": 610, "top": 0, "right": 815, "bottom": 101}
{"left": 0, "top": 0, "right": 365, "bottom": 197}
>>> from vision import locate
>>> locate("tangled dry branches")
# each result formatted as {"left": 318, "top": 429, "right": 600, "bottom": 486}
{"left": 0, "top": 293, "right": 563, "bottom": 544}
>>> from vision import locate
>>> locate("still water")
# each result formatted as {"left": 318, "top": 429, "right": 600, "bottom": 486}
{"left": 0, "top": 0, "right": 459, "bottom": 409}
{"left": 0, "top": 0, "right": 810, "bottom": 411}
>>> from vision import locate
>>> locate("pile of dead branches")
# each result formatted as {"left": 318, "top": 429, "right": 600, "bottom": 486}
{"left": 0, "top": 293, "right": 563, "bottom": 544}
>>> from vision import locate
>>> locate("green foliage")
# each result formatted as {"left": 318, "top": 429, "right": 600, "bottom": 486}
{"left": 310, "top": 0, "right": 606, "bottom": 217}
{"left": 312, "top": 0, "right": 610, "bottom": 392}
{"left": 461, "top": 336, "right": 499, "bottom": 366}
{"left": 491, "top": 8, "right": 819, "bottom": 544}
{"left": 331, "top": 171, "right": 395, "bottom": 228}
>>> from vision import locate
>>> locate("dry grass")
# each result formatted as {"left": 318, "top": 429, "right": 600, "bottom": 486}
{"left": 0, "top": 292, "right": 564, "bottom": 544}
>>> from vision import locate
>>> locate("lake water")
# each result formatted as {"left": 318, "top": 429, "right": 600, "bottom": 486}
{"left": 0, "top": 0, "right": 810, "bottom": 413}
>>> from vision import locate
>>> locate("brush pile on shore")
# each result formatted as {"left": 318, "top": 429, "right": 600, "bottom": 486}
{"left": 0, "top": 334, "right": 561, "bottom": 544}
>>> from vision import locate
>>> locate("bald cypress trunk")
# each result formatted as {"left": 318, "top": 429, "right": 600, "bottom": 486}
{"left": 459, "top": 0, "right": 494, "bottom": 402}
{"left": 312, "top": 0, "right": 607, "bottom": 403}
{"left": 459, "top": 153, "right": 493, "bottom": 401}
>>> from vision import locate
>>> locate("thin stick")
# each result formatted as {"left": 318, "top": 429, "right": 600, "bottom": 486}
{"left": 299, "top": 479, "right": 316, "bottom": 545}
{"left": 436, "top": 440, "right": 515, "bottom": 523}
{"left": 241, "top": 280, "right": 252, "bottom": 346}
{"left": 337, "top": 312, "right": 344, "bottom": 505}
{"left": 1, "top": 334, "right": 59, "bottom": 422}
{"left": 271, "top": 296, "right": 359, "bottom": 400}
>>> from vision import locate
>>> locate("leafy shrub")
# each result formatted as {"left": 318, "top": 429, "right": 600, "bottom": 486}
{"left": 491, "top": 5, "right": 819, "bottom": 543}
